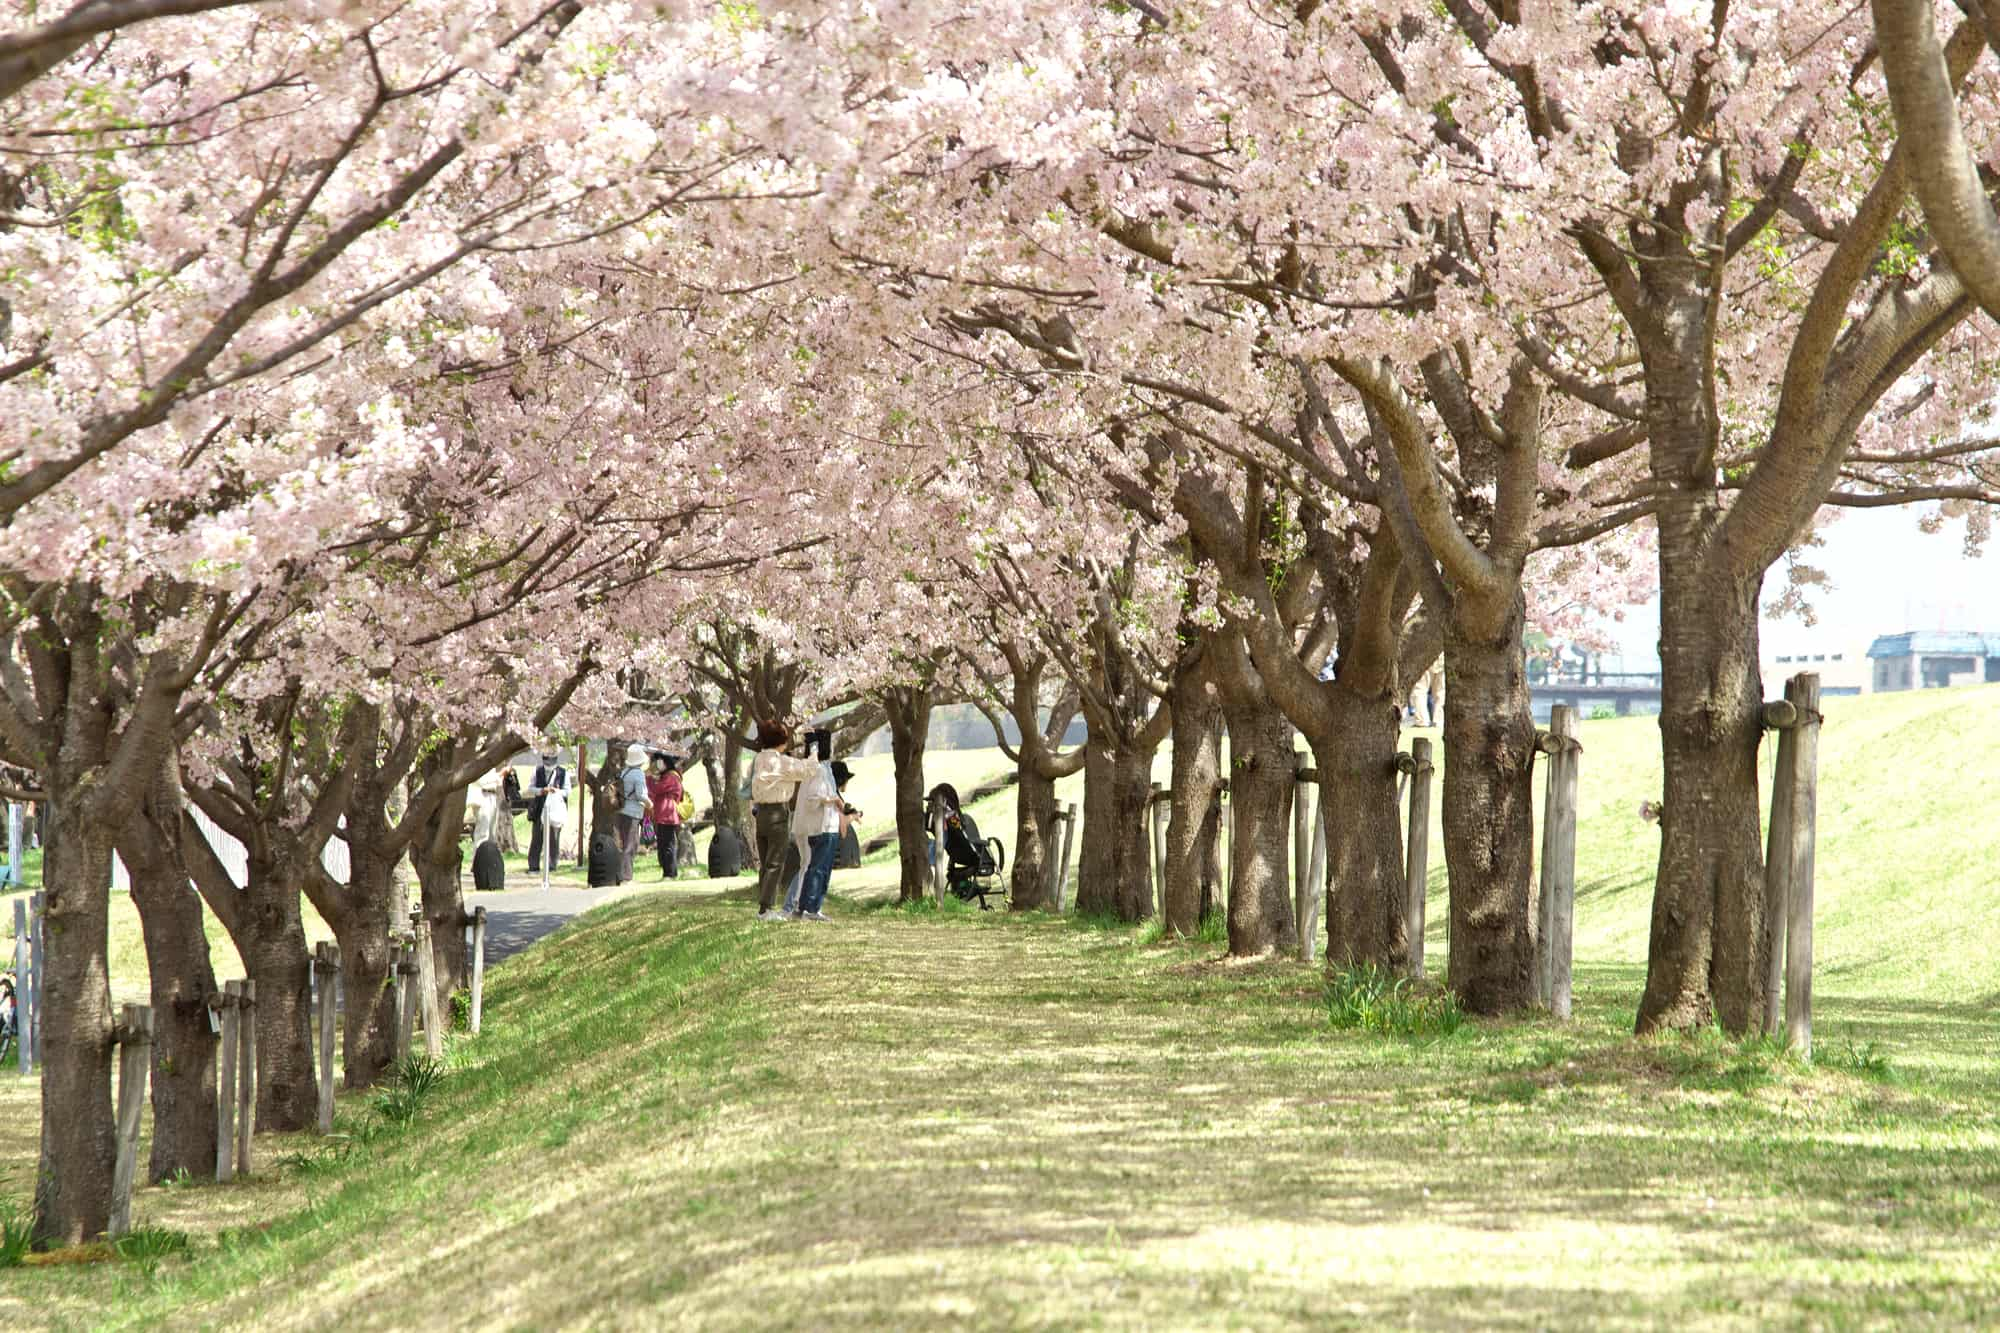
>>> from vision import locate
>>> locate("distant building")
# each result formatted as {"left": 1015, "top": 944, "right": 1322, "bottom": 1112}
{"left": 1865, "top": 631, "right": 2000, "bottom": 692}
{"left": 1763, "top": 645, "right": 1870, "bottom": 696}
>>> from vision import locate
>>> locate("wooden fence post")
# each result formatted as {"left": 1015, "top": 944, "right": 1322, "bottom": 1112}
{"left": 237, "top": 978, "right": 256, "bottom": 1175}
{"left": 1292, "top": 756, "right": 1311, "bottom": 943}
{"left": 1219, "top": 780, "right": 1233, "bottom": 904}
{"left": 470, "top": 907, "right": 488, "bottom": 1035}
{"left": 1784, "top": 673, "right": 1821, "bottom": 1058}
{"left": 1052, "top": 801, "right": 1077, "bottom": 913}
{"left": 412, "top": 911, "right": 443, "bottom": 1059}
{"left": 1535, "top": 706, "right": 1581, "bottom": 1019}
{"left": 1403, "top": 739, "right": 1435, "bottom": 977}
{"left": 1759, "top": 692, "right": 1800, "bottom": 1038}
{"left": 930, "top": 803, "right": 947, "bottom": 907}
{"left": 29, "top": 890, "right": 44, "bottom": 1062}
{"left": 216, "top": 984, "right": 239, "bottom": 1182}
{"left": 396, "top": 946, "right": 418, "bottom": 1066}
{"left": 1149, "top": 783, "right": 1168, "bottom": 915}
{"left": 1302, "top": 781, "right": 1327, "bottom": 964}
{"left": 12, "top": 898, "right": 29, "bottom": 1071}
{"left": 109, "top": 1003, "right": 153, "bottom": 1236}
{"left": 315, "top": 944, "right": 339, "bottom": 1133}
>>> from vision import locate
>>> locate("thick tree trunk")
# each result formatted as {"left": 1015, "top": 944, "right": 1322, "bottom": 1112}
{"left": 1010, "top": 762, "right": 1056, "bottom": 911}
{"left": 1220, "top": 702, "right": 1297, "bottom": 958}
{"left": 716, "top": 728, "right": 749, "bottom": 860}
{"left": 1078, "top": 738, "right": 1115, "bottom": 915}
{"left": 883, "top": 687, "right": 933, "bottom": 904}
{"left": 34, "top": 800, "right": 116, "bottom": 1246}
{"left": 1163, "top": 658, "right": 1222, "bottom": 938}
{"left": 414, "top": 786, "right": 470, "bottom": 1005}
{"left": 328, "top": 830, "right": 401, "bottom": 1088}
{"left": 1440, "top": 594, "right": 1539, "bottom": 1015}
{"left": 1078, "top": 742, "right": 1156, "bottom": 922}
{"left": 1638, "top": 561, "right": 1768, "bottom": 1034}
{"left": 241, "top": 850, "right": 317, "bottom": 1131}
{"left": 122, "top": 767, "right": 219, "bottom": 1183}
{"left": 1305, "top": 687, "right": 1408, "bottom": 970}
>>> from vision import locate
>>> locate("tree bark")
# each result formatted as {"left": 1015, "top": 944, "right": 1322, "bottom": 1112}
{"left": 34, "top": 800, "right": 116, "bottom": 1246}
{"left": 120, "top": 763, "right": 219, "bottom": 1183}
{"left": 715, "top": 725, "right": 749, "bottom": 860}
{"left": 882, "top": 686, "right": 933, "bottom": 904}
{"left": 319, "top": 804, "right": 401, "bottom": 1089}
{"left": 1010, "top": 761, "right": 1057, "bottom": 911}
{"left": 414, "top": 782, "right": 470, "bottom": 1007}
{"left": 1219, "top": 700, "right": 1297, "bottom": 958}
{"left": 1638, "top": 555, "right": 1768, "bottom": 1033}
{"left": 1163, "top": 650, "right": 1222, "bottom": 938}
{"left": 240, "top": 848, "right": 317, "bottom": 1130}
{"left": 1305, "top": 686, "right": 1408, "bottom": 971}
{"left": 1078, "top": 739, "right": 1156, "bottom": 921}
{"left": 1440, "top": 592, "right": 1539, "bottom": 1015}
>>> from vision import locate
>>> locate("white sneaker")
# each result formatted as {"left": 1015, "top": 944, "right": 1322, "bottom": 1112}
{"left": 756, "top": 909, "right": 787, "bottom": 922}
{"left": 804, "top": 910, "right": 832, "bottom": 922}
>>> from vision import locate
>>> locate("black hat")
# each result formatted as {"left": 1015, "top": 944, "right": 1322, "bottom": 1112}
{"left": 829, "top": 760, "right": 853, "bottom": 787}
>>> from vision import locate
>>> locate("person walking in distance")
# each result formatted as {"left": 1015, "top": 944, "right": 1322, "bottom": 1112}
{"left": 749, "top": 719, "right": 821, "bottom": 922}
{"left": 526, "top": 744, "right": 568, "bottom": 873}
{"left": 616, "top": 744, "right": 648, "bottom": 884}
{"left": 647, "top": 754, "right": 684, "bottom": 880}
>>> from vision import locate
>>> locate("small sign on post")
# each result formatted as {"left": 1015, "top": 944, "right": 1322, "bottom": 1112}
{"left": 109, "top": 1003, "right": 153, "bottom": 1237}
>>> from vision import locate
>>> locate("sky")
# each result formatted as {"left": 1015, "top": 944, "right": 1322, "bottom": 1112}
{"left": 1604, "top": 506, "right": 2000, "bottom": 667}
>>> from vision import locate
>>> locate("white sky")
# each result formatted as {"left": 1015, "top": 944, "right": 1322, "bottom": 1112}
{"left": 1606, "top": 506, "right": 2000, "bottom": 665}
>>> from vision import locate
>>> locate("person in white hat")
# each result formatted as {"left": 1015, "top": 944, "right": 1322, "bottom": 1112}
{"left": 616, "top": 743, "right": 649, "bottom": 883}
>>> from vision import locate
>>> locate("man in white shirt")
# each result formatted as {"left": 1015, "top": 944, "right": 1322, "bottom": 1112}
{"left": 749, "top": 719, "right": 824, "bottom": 921}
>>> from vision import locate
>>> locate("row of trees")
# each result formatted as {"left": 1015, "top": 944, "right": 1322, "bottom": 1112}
{"left": 7, "top": 0, "right": 2000, "bottom": 1246}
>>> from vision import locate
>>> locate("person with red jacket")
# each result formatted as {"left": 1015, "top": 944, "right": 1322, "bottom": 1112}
{"left": 647, "top": 754, "right": 685, "bottom": 879}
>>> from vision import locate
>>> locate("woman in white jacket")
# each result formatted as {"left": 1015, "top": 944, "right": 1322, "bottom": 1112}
{"left": 748, "top": 718, "right": 823, "bottom": 921}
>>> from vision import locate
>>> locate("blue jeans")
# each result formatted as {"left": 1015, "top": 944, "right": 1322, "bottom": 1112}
{"left": 799, "top": 833, "right": 839, "bottom": 914}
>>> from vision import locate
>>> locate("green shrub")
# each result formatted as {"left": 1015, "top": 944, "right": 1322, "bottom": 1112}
{"left": 372, "top": 1055, "right": 448, "bottom": 1129}
{"left": 1325, "top": 964, "right": 1465, "bottom": 1038}
{"left": 0, "top": 1195, "right": 31, "bottom": 1268}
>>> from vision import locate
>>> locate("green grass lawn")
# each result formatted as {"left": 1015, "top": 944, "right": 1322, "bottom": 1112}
{"left": 2, "top": 686, "right": 1997, "bottom": 1327}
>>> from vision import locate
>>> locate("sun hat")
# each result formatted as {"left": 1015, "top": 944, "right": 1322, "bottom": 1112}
{"left": 625, "top": 743, "right": 647, "bottom": 768}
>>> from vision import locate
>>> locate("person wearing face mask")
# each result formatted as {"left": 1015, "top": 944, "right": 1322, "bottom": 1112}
{"left": 526, "top": 743, "right": 569, "bottom": 873}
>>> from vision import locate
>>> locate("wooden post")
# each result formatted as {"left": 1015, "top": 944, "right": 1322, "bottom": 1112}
{"left": 1784, "top": 672, "right": 1822, "bottom": 1059}
{"left": 237, "top": 978, "right": 256, "bottom": 1175}
{"left": 1292, "top": 757, "right": 1311, "bottom": 945}
{"left": 315, "top": 944, "right": 338, "bottom": 1133}
{"left": 12, "top": 898, "right": 29, "bottom": 1071}
{"left": 396, "top": 951, "right": 418, "bottom": 1066}
{"left": 577, "top": 740, "right": 589, "bottom": 866}
{"left": 1535, "top": 706, "right": 1581, "bottom": 1019}
{"left": 1219, "top": 781, "right": 1233, "bottom": 904}
{"left": 1149, "top": 783, "right": 1168, "bottom": 915}
{"left": 1760, "top": 696, "right": 1801, "bottom": 1038}
{"left": 1404, "top": 739, "right": 1434, "bottom": 978}
{"left": 1052, "top": 801, "right": 1077, "bottom": 913}
{"left": 109, "top": 1003, "right": 153, "bottom": 1236}
{"left": 412, "top": 911, "right": 443, "bottom": 1059}
{"left": 215, "top": 984, "right": 239, "bottom": 1182}
{"left": 1301, "top": 783, "right": 1326, "bottom": 964}
{"left": 470, "top": 907, "right": 488, "bottom": 1035}
{"left": 930, "top": 803, "right": 947, "bottom": 907}
{"left": 29, "top": 890, "right": 43, "bottom": 1062}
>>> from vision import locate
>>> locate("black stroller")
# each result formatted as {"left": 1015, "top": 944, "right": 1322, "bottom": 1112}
{"left": 926, "top": 784, "right": 1007, "bottom": 909}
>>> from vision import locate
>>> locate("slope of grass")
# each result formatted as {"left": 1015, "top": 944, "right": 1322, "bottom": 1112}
{"left": 3, "top": 883, "right": 1997, "bottom": 1329}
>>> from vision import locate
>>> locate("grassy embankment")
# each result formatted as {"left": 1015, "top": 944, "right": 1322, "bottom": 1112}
{"left": 1, "top": 685, "right": 1998, "bottom": 1327}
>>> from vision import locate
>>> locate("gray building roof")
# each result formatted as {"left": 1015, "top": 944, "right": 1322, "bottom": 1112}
{"left": 1865, "top": 631, "right": 2000, "bottom": 659}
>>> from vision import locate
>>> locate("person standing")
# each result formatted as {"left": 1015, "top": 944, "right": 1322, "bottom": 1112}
{"left": 790, "top": 758, "right": 850, "bottom": 922}
{"left": 617, "top": 744, "right": 648, "bottom": 884}
{"left": 749, "top": 719, "right": 821, "bottom": 921}
{"left": 648, "top": 755, "right": 684, "bottom": 879}
{"left": 526, "top": 745, "right": 568, "bottom": 873}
